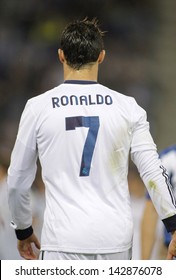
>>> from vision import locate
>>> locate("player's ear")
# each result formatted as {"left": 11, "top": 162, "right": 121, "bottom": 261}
{"left": 58, "top": 49, "right": 65, "bottom": 64}
{"left": 98, "top": 50, "right": 105, "bottom": 64}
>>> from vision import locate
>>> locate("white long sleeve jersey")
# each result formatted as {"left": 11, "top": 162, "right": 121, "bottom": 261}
{"left": 8, "top": 81, "right": 176, "bottom": 253}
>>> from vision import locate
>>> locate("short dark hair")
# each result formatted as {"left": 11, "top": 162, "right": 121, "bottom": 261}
{"left": 60, "top": 18, "right": 105, "bottom": 70}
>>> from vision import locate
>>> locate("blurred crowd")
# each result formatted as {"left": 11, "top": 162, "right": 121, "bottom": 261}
{"left": 0, "top": 0, "right": 163, "bottom": 259}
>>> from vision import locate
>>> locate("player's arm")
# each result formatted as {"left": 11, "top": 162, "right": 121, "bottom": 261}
{"left": 17, "top": 232, "right": 40, "bottom": 260}
{"left": 7, "top": 101, "right": 40, "bottom": 259}
{"left": 130, "top": 100, "right": 176, "bottom": 259}
{"left": 132, "top": 149, "right": 176, "bottom": 259}
{"left": 140, "top": 199, "right": 158, "bottom": 259}
{"left": 167, "top": 231, "right": 176, "bottom": 260}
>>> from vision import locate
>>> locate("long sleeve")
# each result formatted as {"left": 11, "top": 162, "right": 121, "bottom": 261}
{"left": 130, "top": 101, "right": 176, "bottom": 232}
{"left": 7, "top": 101, "right": 38, "bottom": 230}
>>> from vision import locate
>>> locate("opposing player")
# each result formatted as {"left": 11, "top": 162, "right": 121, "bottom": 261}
{"left": 7, "top": 18, "right": 176, "bottom": 260}
{"left": 141, "top": 145, "right": 176, "bottom": 259}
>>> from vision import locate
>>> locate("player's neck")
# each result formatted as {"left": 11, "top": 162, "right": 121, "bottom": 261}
{"left": 63, "top": 63, "right": 98, "bottom": 82}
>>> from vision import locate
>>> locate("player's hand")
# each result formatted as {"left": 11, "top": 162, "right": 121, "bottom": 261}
{"left": 166, "top": 231, "right": 176, "bottom": 260}
{"left": 17, "top": 233, "right": 41, "bottom": 260}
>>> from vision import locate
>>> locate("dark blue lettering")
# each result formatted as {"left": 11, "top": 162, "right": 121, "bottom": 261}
{"left": 88, "top": 95, "right": 96, "bottom": 105}
{"left": 52, "top": 94, "right": 113, "bottom": 108}
{"left": 52, "top": 97, "right": 60, "bottom": 108}
{"left": 105, "top": 95, "right": 113, "bottom": 105}
{"left": 80, "top": 95, "right": 88, "bottom": 105}
{"left": 96, "top": 94, "right": 104, "bottom": 104}
{"left": 61, "top": 96, "right": 69, "bottom": 106}
{"left": 70, "top": 95, "right": 78, "bottom": 105}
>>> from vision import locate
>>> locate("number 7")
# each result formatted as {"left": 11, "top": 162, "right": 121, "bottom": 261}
{"left": 66, "top": 116, "right": 100, "bottom": 176}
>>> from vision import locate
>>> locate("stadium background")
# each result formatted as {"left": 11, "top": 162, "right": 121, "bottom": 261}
{"left": 0, "top": 0, "right": 176, "bottom": 259}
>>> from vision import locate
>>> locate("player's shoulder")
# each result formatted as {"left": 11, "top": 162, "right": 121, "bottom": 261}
{"left": 99, "top": 84, "right": 147, "bottom": 124}
{"left": 25, "top": 84, "right": 64, "bottom": 114}
{"left": 102, "top": 84, "right": 146, "bottom": 118}
{"left": 28, "top": 84, "right": 62, "bottom": 104}
{"left": 100, "top": 84, "right": 137, "bottom": 106}
{"left": 159, "top": 145, "right": 176, "bottom": 170}
{"left": 160, "top": 145, "right": 176, "bottom": 158}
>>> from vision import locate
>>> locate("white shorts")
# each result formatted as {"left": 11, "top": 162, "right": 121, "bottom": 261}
{"left": 39, "top": 248, "right": 132, "bottom": 260}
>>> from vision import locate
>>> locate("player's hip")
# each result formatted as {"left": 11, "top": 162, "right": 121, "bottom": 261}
{"left": 39, "top": 248, "right": 132, "bottom": 260}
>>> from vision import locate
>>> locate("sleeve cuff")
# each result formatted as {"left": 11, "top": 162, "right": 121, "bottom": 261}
{"left": 15, "top": 226, "right": 33, "bottom": 240}
{"left": 162, "top": 214, "right": 176, "bottom": 232}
